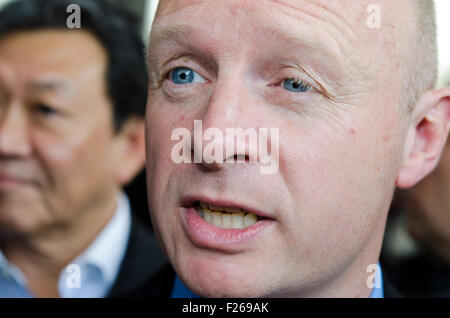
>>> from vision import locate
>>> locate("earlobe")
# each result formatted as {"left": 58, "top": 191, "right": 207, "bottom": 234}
{"left": 396, "top": 87, "right": 450, "bottom": 189}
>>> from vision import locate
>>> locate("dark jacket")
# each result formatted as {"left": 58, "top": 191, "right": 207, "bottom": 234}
{"left": 107, "top": 217, "right": 167, "bottom": 297}
{"left": 383, "top": 274, "right": 402, "bottom": 298}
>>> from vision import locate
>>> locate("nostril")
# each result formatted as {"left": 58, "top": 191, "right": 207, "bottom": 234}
{"left": 233, "top": 154, "right": 249, "bottom": 163}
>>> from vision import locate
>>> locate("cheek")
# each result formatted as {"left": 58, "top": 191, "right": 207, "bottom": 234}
{"left": 145, "top": 97, "right": 195, "bottom": 194}
{"left": 278, "top": 113, "right": 403, "bottom": 262}
{"left": 33, "top": 127, "right": 116, "bottom": 201}
{"left": 145, "top": 106, "right": 185, "bottom": 244}
{"left": 146, "top": 96, "right": 214, "bottom": 257}
{"left": 146, "top": 110, "right": 177, "bottom": 190}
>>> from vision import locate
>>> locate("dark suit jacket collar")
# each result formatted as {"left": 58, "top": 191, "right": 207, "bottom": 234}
{"left": 107, "top": 216, "right": 167, "bottom": 297}
{"left": 383, "top": 272, "right": 402, "bottom": 298}
{"left": 117, "top": 262, "right": 174, "bottom": 298}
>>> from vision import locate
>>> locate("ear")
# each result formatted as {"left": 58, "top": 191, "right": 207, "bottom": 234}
{"left": 396, "top": 87, "right": 450, "bottom": 188}
{"left": 113, "top": 117, "right": 146, "bottom": 186}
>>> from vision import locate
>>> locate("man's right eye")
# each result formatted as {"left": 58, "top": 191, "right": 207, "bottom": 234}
{"left": 33, "top": 103, "right": 58, "bottom": 117}
{"left": 169, "top": 67, "right": 206, "bottom": 85}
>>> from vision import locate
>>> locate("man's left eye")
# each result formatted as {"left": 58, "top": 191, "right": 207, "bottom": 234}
{"left": 169, "top": 67, "right": 206, "bottom": 85}
{"left": 283, "top": 78, "right": 311, "bottom": 93}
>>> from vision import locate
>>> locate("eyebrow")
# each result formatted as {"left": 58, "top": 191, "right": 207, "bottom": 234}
{"left": 0, "top": 75, "right": 73, "bottom": 102}
{"left": 27, "top": 80, "right": 70, "bottom": 92}
{"left": 26, "top": 78, "right": 76, "bottom": 104}
{"left": 150, "top": 24, "right": 195, "bottom": 50}
{"left": 23, "top": 78, "right": 78, "bottom": 105}
{"left": 260, "top": 24, "right": 342, "bottom": 62}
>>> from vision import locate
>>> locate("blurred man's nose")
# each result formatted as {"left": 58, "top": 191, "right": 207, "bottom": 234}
{"left": 0, "top": 104, "right": 32, "bottom": 157}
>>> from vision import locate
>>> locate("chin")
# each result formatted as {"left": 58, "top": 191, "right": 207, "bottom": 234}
{"left": 0, "top": 202, "right": 48, "bottom": 236}
{"left": 184, "top": 274, "right": 264, "bottom": 298}
{"left": 174, "top": 252, "right": 272, "bottom": 298}
{"left": 0, "top": 213, "right": 39, "bottom": 235}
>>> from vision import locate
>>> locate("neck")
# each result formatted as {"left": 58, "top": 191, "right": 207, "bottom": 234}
{"left": 0, "top": 191, "right": 119, "bottom": 297}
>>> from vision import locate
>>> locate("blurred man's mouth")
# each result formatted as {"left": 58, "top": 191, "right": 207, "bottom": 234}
{"left": 179, "top": 197, "right": 275, "bottom": 250}
{"left": 0, "top": 174, "right": 31, "bottom": 189}
{"left": 0, "top": 162, "right": 40, "bottom": 190}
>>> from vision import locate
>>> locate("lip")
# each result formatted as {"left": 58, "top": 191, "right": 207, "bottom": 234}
{"left": 0, "top": 174, "right": 30, "bottom": 188}
{"left": 179, "top": 205, "right": 275, "bottom": 252}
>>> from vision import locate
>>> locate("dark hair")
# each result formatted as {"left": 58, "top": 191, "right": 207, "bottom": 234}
{"left": 0, "top": 0, "right": 148, "bottom": 131}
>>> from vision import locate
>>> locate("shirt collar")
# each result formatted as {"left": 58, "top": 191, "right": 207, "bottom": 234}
{"left": 369, "top": 262, "right": 384, "bottom": 298}
{"left": 0, "top": 249, "right": 28, "bottom": 287}
{"left": 62, "top": 192, "right": 131, "bottom": 288}
{"left": 170, "top": 275, "right": 200, "bottom": 298}
{"left": 0, "top": 193, "right": 132, "bottom": 298}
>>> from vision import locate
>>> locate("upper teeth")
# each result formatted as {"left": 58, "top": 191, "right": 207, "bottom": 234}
{"left": 197, "top": 203, "right": 259, "bottom": 229}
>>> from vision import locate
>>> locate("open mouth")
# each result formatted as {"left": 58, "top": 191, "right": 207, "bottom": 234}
{"left": 194, "top": 201, "right": 267, "bottom": 229}
{"left": 180, "top": 197, "right": 275, "bottom": 249}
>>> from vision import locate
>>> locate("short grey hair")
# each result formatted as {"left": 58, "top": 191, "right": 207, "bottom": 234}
{"left": 405, "top": 0, "right": 438, "bottom": 112}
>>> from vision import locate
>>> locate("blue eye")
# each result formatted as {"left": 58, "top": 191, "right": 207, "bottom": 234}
{"left": 283, "top": 78, "right": 311, "bottom": 93}
{"left": 170, "top": 67, "right": 206, "bottom": 85}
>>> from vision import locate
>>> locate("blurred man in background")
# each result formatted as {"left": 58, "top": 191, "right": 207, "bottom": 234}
{"left": 0, "top": 0, "right": 165, "bottom": 297}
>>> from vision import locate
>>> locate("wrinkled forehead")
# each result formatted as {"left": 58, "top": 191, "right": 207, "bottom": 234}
{"left": 157, "top": 0, "right": 362, "bottom": 19}
{"left": 154, "top": 0, "right": 413, "bottom": 50}
{"left": 156, "top": 0, "right": 410, "bottom": 26}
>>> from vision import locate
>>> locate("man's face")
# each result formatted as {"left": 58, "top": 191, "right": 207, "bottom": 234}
{"left": 0, "top": 30, "right": 121, "bottom": 236}
{"left": 146, "top": 0, "right": 412, "bottom": 297}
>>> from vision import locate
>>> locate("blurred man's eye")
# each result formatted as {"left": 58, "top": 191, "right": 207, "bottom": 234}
{"left": 33, "top": 103, "right": 58, "bottom": 116}
{"left": 169, "top": 67, "right": 206, "bottom": 85}
{"left": 283, "top": 78, "right": 311, "bottom": 93}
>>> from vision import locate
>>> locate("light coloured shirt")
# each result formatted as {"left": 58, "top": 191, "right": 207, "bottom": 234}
{"left": 0, "top": 193, "right": 131, "bottom": 298}
{"left": 369, "top": 263, "right": 384, "bottom": 298}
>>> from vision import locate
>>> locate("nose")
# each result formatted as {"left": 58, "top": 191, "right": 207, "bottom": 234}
{"left": 192, "top": 76, "right": 261, "bottom": 171}
{"left": 0, "top": 104, "right": 32, "bottom": 157}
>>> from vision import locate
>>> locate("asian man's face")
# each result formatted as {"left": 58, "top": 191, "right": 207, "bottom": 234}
{"left": 146, "top": 0, "right": 428, "bottom": 297}
{"left": 0, "top": 30, "right": 134, "bottom": 238}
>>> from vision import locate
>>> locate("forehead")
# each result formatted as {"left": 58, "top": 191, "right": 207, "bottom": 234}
{"left": 157, "top": 0, "right": 363, "bottom": 21}
{"left": 0, "top": 30, "right": 107, "bottom": 87}
{"left": 157, "top": 0, "right": 412, "bottom": 18}
{"left": 155, "top": 0, "right": 363, "bottom": 41}
{"left": 153, "top": 0, "right": 412, "bottom": 59}
{"left": 155, "top": 0, "right": 406, "bottom": 29}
